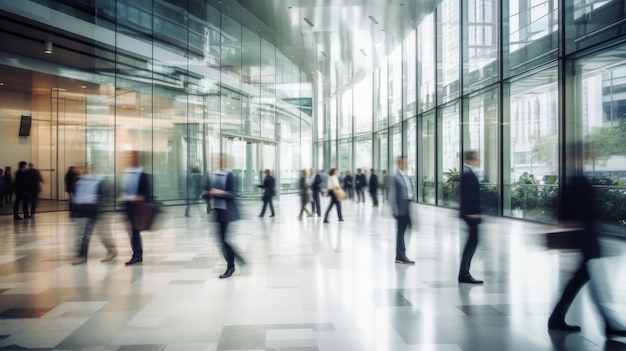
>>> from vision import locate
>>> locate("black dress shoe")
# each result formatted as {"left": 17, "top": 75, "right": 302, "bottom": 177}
{"left": 219, "top": 267, "right": 235, "bottom": 278}
{"left": 269, "top": 214, "right": 274, "bottom": 217}
{"left": 605, "top": 326, "right": 626, "bottom": 337}
{"left": 548, "top": 321, "right": 581, "bottom": 332}
{"left": 338, "top": 218, "right": 344, "bottom": 221}
{"left": 13, "top": 216, "right": 23, "bottom": 220}
{"left": 323, "top": 220, "right": 329, "bottom": 223}
{"left": 125, "top": 258, "right": 143, "bottom": 265}
{"left": 458, "top": 276, "right": 484, "bottom": 284}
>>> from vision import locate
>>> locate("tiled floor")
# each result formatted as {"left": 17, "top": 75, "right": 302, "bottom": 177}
{"left": 1, "top": 195, "right": 626, "bottom": 350}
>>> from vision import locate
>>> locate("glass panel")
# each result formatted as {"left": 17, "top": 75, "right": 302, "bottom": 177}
{"left": 338, "top": 139, "right": 352, "bottom": 174}
{"left": 437, "top": 103, "right": 461, "bottom": 207}
{"left": 464, "top": 0, "right": 499, "bottom": 92}
{"left": 405, "top": 118, "right": 417, "bottom": 194}
{"left": 339, "top": 89, "right": 353, "bottom": 138}
{"left": 464, "top": 87, "right": 500, "bottom": 214}
{"left": 419, "top": 112, "right": 436, "bottom": 204}
{"left": 329, "top": 96, "right": 337, "bottom": 140}
{"left": 404, "top": 31, "right": 417, "bottom": 119}
{"left": 565, "top": 0, "right": 626, "bottom": 53}
{"left": 504, "top": 68, "right": 559, "bottom": 222}
{"left": 354, "top": 74, "right": 373, "bottom": 134}
{"left": 375, "top": 63, "right": 389, "bottom": 130}
{"left": 575, "top": 46, "right": 626, "bottom": 235}
{"left": 355, "top": 136, "right": 373, "bottom": 171}
{"left": 437, "top": 0, "right": 460, "bottom": 104}
{"left": 418, "top": 13, "right": 436, "bottom": 113}
{"left": 374, "top": 131, "right": 389, "bottom": 174}
{"left": 389, "top": 46, "right": 403, "bottom": 126}
{"left": 504, "top": 0, "right": 558, "bottom": 77}
{"left": 390, "top": 125, "right": 403, "bottom": 173}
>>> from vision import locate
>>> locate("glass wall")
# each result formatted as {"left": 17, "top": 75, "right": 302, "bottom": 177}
{"left": 0, "top": 0, "right": 312, "bottom": 212}
{"left": 313, "top": 0, "right": 625, "bottom": 231}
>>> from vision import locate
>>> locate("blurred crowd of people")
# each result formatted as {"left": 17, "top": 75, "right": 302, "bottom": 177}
{"left": 0, "top": 162, "right": 44, "bottom": 220}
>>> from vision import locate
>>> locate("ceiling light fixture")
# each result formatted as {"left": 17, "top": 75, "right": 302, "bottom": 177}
{"left": 368, "top": 16, "right": 379, "bottom": 25}
{"left": 44, "top": 40, "right": 52, "bottom": 54}
{"left": 303, "top": 18, "right": 315, "bottom": 27}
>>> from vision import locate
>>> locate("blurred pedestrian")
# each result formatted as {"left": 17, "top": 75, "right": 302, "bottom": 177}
{"left": 458, "top": 150, "right": 483, "bottom": 284}
{"left": 71, "top": 165, "right": 117, "bottom": 265}
{"left": 308, "top": 167, "right": 321, "bottom": 216}
{"left": 382, "top": 170, "right": 390, "bottom": 202}
{"left": 65, "top": 166, "right": 79, "bottom": 217}
{"left": 3, "top": 166, "right": 13, "bottom": 204}
{"left": 390, "top": 156, "right": 415, "bottom": 264}
{"left": 13, "top": 161, "right": 28, "bottom": 220}
{"left": 355, "top": 168, "right": 366, "bottom": 203}
{"left": 121, "top": 151, "right": 151, "bottom": 265}
{"left": 26, "top": 162, "right": 44, "bottom": 218}
{"left": 208, "top": 154, "right": 242, "bottom": 278}
{"left": 323, "top": 168, "right": 344, "bottom": 223}
{"left": 369, "top": 169, "right": 379, "bottom": 207}
{"left": 343, "top": 170, "right": 354, "bottom": 200}
{"left": 298, "top": 169, "right": 313, "bottom": 220}
{"left": 258, "top": 169, "right": 275, "bottom": 217}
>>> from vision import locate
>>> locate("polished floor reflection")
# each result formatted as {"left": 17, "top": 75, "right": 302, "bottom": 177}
{"left": 1, "top": 195, "right": 626, "bottom": 350}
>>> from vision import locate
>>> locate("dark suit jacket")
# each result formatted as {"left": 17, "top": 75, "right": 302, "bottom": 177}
{"left": 369, "top": 174, "right": 379, "bottom": 192}
{"left": 390, "top": 171, "right": 412, "bottom": 216}
{"left": 355, "top": 174, "right": 366, "bottom": 189}
{"left": 14, "top": 169, "right": 27, "bottom": 194}
{"left": 311, "top": 173, "right": 321, "bottom": 193}
{"left": 562, "top": 174, "right": 599, "bottom": 259}
{"left": 211, "top": 170, "right": 239, "bottom": 223}
{"left": 259, "top": 175, "right": 275, "bottom": 198}
{"left": 343, "top": 175, "right": 353, "bottom": 189}
{"left": 460, "top": 165, "right": 481, "bottom": 221}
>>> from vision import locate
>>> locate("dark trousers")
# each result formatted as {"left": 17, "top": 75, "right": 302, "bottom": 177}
{"left": 396, "top": 214, "right": 411, "bottom": 259}
{"left": 323, "top": 191, "right": 343, "bottom": 221}
{"left": 299, "top": 195, "right": 312, "bottom": 217}
{"left": 459, "top": 221, "right": 479, "bottom": 278}
{"left": 356, "top": 187, "right": 365, "bottom": 202}
{"left": 28, "top": 191, "right": 38, "bottom": 216}
{"left": 311, "top": 190, "right": 321, "bottom": 215}
{"left": 369, "top": 189, "right": 379, "bottom": 206}
{"left": 13, "top": 192, "right": 28, "bottom": 217}
{"left": 77, "top": 209, "right": 115, "bottom": 257}
{"left": 549, "top": 263, "right": 589, "bottom": 322}
{"left": 260, "top": 195, "right": 274, "bottom": 216}
{"left": 219, "top": 220, "right": 235, "bottom": 268}
{"left": 126, "top": 203, "right": 143, "bottom": 259}
{"left": 346, "top": 186, "right": 354, "bottom": 199}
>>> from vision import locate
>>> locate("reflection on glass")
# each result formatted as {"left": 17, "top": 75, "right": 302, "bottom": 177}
{"left": 565, "top": 0, "right": 626, "bottom": 53}
{"left": 389, "top": 46, "right": 403, "bottom": 126}
{"left": 576, "top": 48, "right": 626, "bottom": 234}
{"left": 505, "top": 68, "right": 559, "bottom": 222}
{"left": 339, "top": 139, "right": 352, "bottom": 173}
{"left": 354, "top": 74, "right": 373, "bottom": 134}
{"left": 418, "top": 13, "right": 435, "bottom": 113}
{"left": 504, "top": 0, "right": 558, "bottom": 77}
{"left": 374, "top": 132, "right": 389, "bottom": 174}
{"left": 437, "top": 0, "right": 460, "bottom": 104}
{"left": 406, "top": 119, "right": 417, "bottom": 194}
{"left": 376, "top": 62, "right": 389, "bottom": 130}
{"left": 464, "top": 0, "right": 499, "bottom": 92}
{"left": 464, "top": 88, "right": 499, "bottom": 214}
{"left": 438, "top": 103, "right": 460, "bottom": 207}
{"left": 340, "top": 89, "right": 353, "bottom": 138}
{"left": 404, "top": 31, "right": 417, "bottom": 119}
{"left": 355, "top": 136, "right": 373, "bottom": 171}
{"left": 419, "top": 112, "right": 436, "bottom": 204}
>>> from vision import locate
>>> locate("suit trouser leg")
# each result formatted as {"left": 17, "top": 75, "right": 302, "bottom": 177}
{"left": 459, "top": 222, "right": 479, "bottom": 278}
{"left": 314, "top": 192, "right": 321, "bottom": 215}
{"left": 29, "top": 192, "right": 38, "bottom": 216}
{"left": 323, "top": 197, "right": 335, "bottom": 221}
{"left": 269, "top": 197, "right": 274, "bottom": 215}
{"left": 13, "top": 193, "right": 23, "bottom": 217}
{"left": 130, "top": 228, "right": 143, "bottom": 259}
{"left": 219, "top": 220, "right": 235, "bottom": 268}
{"left": 396, "top": 215, "right": 409, "bottom": 259}
{"left": 260, "top": 197, "right": 268, "bottom": 216}
{"left": 77, "top": 211, "right": 97, "bottom": 257}
{"left": 549, "top": 262, "right": 589, "bottom": 322}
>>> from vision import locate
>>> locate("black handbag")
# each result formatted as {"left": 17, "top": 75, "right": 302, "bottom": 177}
{"left": 545, "top": 229, "right": 584, "bottom": 250}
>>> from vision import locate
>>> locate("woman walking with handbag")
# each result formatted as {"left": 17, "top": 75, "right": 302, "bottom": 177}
{"left": 323, "top": 168, "right": 344, "bottom": 223}
{"left": 298, "top": 169, "right": 313, "bottom": 220}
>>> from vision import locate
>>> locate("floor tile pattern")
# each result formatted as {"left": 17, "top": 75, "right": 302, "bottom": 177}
{"left": 1, "top": 195, "right": 626, "bottom": 350}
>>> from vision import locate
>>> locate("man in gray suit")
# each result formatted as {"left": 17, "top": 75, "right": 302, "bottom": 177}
{"left": 390, "top": 156, "right": 415, "bottom": 264}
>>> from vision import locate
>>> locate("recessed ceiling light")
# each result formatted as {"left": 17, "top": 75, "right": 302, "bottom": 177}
{"left": 44, "top": 40, "right": 52, "bottom": 54}
{"left": 81, "top": 85, "right": 87, "bottom": 89}
{"left": 0, "top": 83, "right": 4, "bottom": 86}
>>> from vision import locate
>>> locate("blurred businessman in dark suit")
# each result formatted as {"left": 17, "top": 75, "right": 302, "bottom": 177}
{"left": 390, "top": 156, "right": 415, "bottom": 264}
{"left": 458, "top": 150, "right": 483, "bottom": 284}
